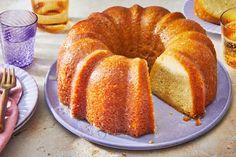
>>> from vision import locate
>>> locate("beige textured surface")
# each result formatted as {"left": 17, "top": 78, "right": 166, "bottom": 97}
{"left": 0, "top": 0, "right": 236, "bottom": 157}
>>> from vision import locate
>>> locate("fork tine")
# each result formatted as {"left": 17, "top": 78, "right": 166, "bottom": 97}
{"left": 12, "top": 68, "right": 16, "bottom": 85}
{"left": 1, "top": 68, "right": 6, "bottom": 85}
{"left": 6, "top": 68, "right": 10, "bottom": 84}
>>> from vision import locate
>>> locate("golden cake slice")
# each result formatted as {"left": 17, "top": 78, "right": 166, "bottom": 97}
{"left": 150, "top": 39, "right": 216, "bottom": 118}
{"left": 195, "top": 0, "right": 236, "bottom": 24}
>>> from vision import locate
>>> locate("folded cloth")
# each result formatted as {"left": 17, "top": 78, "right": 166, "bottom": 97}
{"left": 0, "top": 69, "right": 22, "bottom": 152}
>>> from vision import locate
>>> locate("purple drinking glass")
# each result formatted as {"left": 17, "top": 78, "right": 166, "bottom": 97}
{"left": 0, "top": 10, "right": 38, "bottom": 68}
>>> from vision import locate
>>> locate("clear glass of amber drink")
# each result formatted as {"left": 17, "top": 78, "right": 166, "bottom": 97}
{"left": 31, "top": 0, "right": 70, "bottom": 33}
{"left": 220, "top": 7, "right": 236, "bottom": 68}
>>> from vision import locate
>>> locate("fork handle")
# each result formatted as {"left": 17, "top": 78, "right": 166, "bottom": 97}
{"left": 0, "top": 89, "right": 9, "bottom": 133}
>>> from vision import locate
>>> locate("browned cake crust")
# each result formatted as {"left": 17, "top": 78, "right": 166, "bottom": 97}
{"left": 154, "top": 12, "right": 185, "bottom": 33}
{"left": 159, "top": 19, "right": 206, "bottom": 45}
{"left": 57, "top": 38, "right": 109, "bottom": 105}
{"left": 166, "top": 31, "right": 216, "bottom": 57}
{"left": 70, "top": 50, "right": 112, "bottom": 118}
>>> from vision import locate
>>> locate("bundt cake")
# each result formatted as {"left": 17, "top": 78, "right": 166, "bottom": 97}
{"left": 57, "top": 4, "right": 217, "bottom": 137}
{"left": 194, "top": 0, "right": 236, "bottom": 24}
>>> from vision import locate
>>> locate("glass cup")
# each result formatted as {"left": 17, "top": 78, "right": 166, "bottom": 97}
{"left": 0, "top": 10, "right": 38, "bottom": 68}
{"left": 31, "top": 0, "right": 70, "bottom": 33}
{"left": 220, "top": 7, "right": 236, "bottom": 68}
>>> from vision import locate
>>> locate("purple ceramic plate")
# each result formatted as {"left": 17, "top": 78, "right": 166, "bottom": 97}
{"left": 183, "top": 0, "right": 221, "bottom": 34}
{"left": 44, "top": 61, "right": 232, "bottom": 150}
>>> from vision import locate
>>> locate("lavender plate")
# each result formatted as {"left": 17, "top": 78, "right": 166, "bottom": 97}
{"left": 0, "top": 64, "right": 38, "bottom": 133}
{"left": 183, "top": 0, "right": 221, "bottom": 34}
{"left": 44, "top": 61, "right": 232, "bottom": 150}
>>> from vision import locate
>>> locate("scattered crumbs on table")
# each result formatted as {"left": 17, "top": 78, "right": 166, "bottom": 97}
{"left": 195, "top": 118, "right": 202, "bottom": 126}
{"left": 226, "top": 145, "right": 231, "bottom": 150}
{"left": 231, "top": 136, "right": 236, "bottom": 143}
{"left": 119, "top": 153, "right": 127, "bottom": 157}
{"left": 183, "top": 116, "right": 191, "bottom": 122}
{"left": 149, "top": 140, "right": 154, "bottom": 144}
{"left": 92, "top": 150, "right": 99, "bottom": 156}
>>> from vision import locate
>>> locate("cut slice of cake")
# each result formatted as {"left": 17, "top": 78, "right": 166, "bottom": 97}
{"left": 150, "top": 53, "right": 204, "bottom": 117}
{"left": 195, "top": 0, "right": 236, "bottom": 24}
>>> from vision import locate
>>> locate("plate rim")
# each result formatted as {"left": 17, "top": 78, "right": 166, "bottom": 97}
{"left": 14, "top": 101, "right": 38, "bottom": 132}
{"left": 0, "top": 64, "right": 39, "bottom": 132}
{"left": 44, "top": 61, "right": 232, "bottom": 150}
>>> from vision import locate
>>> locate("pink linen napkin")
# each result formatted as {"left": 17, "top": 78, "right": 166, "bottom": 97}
{"left": 0, "top": 69, "right": 22, "bottom": 152}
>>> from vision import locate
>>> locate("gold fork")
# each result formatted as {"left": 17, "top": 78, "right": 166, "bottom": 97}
{"left": 0, "top": 68, "right": 16, "bottom": 133}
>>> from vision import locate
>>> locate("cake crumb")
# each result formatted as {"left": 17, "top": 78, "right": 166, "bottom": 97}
{"left": 195, "top": 118, "right": 201, "bottom": 126}
{"left": 149, "top": 140, "right": 154, "bottom": 144}
{"left": 226, "top": 145, "right": 231, "bottom": 150}
{"left": 183, "top": 116, "right": 191, "bottom": 122}
{"left": 120, "top": 153, "right": 127, "bottom": 157}
{"left": 169, "top": 112, "right": 173, "bottom": 115}
{"left": 92, "top": 150, "right": 99, "bottom": 156}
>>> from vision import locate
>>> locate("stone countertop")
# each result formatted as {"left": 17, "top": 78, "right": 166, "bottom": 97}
{"left": 0, "top": 0, "right": 235, "bottom": 157}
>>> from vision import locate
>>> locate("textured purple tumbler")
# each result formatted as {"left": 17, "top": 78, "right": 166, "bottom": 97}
{"left": 0, "top": 10, "right": 38, "bottom": 68}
